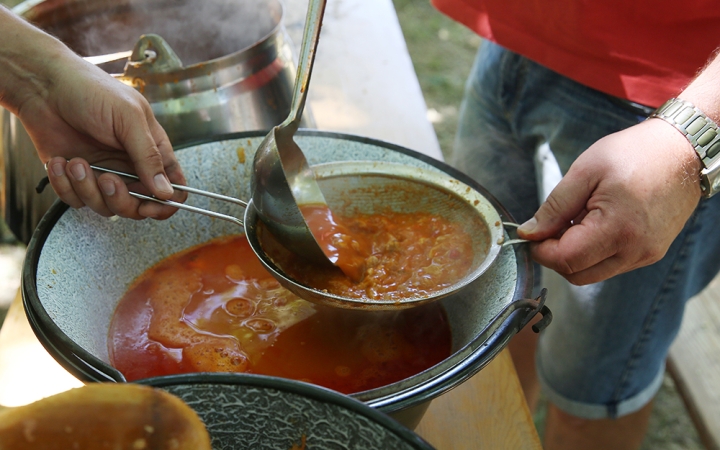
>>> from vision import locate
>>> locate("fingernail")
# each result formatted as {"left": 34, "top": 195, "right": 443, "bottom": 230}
{"left": 100, "top": 179, "right": 116, "bottom": 196}
{"left": 154, "top": 173, "right": 173, "bottom": 195}
{"left": 51, "top": 163, "right": 65, "bottom": 177}
{"left": 518, "top": 217, "right": 537, "bottom": 234}
{"left": 69, "top": 164, "right": 86, "bottom": 181}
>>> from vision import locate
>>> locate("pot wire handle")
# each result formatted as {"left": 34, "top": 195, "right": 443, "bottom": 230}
{"left": 502, "top": 222, "right": 530, "bottom": 246}
{"left": 88, "top": 164, "right": 247, "bottom": 227}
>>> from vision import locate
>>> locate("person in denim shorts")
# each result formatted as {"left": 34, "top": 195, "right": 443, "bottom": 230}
{"left": 444, "top": 21, "right": 720, "bottom": 450}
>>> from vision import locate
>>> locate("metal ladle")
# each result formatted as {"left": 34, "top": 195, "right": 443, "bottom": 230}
{"left": 89, "top": 0, "right": 334, "bottom": 265}
{"left": 250, "top": 0, "right": 332, "bottom": 265}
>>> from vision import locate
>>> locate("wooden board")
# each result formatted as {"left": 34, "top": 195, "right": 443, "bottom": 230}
{"left": 415, "top": 349, "right": 542, "bottom": 449}
{"left": 668, "top": 275, "right": 720, "bottom": 450}
{"left": 0, "top": 290, "right": 83, "bottom": 407}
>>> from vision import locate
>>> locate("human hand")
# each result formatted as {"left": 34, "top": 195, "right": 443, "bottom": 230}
{"left": 29, "top": 54, "right": 187, "bottom": 220}
{"left": 517, "top": 118, "right": 702, "bottom": 285}
{"left": 0, "top": 8, "right": 186, "bottom": 220}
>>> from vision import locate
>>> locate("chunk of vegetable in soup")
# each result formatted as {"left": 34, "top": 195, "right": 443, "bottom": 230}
{"left": 109, "top": 235, "right": 452, "bottom": 393}
{"left": 266, "top": 209, "right": 476, "bottom": 300}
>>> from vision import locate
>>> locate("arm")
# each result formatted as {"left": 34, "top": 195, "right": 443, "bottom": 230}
{"left": 0, "top": 6, "right": 186, "bottom": 220}
{"left": 516, "top": 51, "right": 720, "bottom": 285}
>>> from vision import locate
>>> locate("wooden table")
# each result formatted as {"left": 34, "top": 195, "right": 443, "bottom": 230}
{"left": 0, "top": 0, "right": 542, "bottom": 448}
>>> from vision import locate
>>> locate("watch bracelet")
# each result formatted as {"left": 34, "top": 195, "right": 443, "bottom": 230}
{"left": 649, "top": 97, "right": 720, "bottom": 197}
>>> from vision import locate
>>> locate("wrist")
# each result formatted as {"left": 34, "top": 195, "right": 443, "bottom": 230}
{"left": 0, "top": 7, "right": 74, "bottom": 114}
{"left": 649, "top": 98, "right": 720, "bottom": 197}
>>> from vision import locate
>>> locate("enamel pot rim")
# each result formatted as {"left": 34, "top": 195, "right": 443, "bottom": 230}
{"left": 21, "top": 129, "right": 538, "bottom": 420}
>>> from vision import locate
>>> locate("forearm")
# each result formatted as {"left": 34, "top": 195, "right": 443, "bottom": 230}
{"left": 678, "top": 48, "right": 720, "bottom": 121}
{"left": 0, "top": 6, "right": 76, "bottom": 115}
{"left": 646, "top": 48, "right": 720, "bottom": 196}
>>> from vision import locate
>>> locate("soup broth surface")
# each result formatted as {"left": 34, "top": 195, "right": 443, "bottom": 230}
{"left": 109, "top": 234, "right": 452, "bottom": 393}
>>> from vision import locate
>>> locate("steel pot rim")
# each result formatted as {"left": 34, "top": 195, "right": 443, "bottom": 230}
{"left": 14, "top": 0, "right": 287, "bottom": 79}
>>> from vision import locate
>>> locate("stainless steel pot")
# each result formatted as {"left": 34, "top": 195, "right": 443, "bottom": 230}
{"left": 1, "top": 0, "right": 308, "bottom": 243}
{"left": 22, "top": 131, "right": 551, "bottom": 429}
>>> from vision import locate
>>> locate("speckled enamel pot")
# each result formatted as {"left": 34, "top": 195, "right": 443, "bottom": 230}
{"left": 22, "top": 130, "right": 546, "bottom": 430}
{"left": 138, "top": 373, "right": 436, "bottom": 450}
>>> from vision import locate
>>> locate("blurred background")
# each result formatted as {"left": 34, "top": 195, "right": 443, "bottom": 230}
{"left": 0, "top": 0, "right": 705, "bottom": 447}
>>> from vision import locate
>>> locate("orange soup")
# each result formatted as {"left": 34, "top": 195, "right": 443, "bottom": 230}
{"left": 109, "top": 234, "right": 452, "bottom": 393}
{"left": 269, "top": 206, "right": 476, "bottom": 301}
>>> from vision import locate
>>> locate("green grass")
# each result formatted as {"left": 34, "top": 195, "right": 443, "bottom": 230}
{"left": 392, "top": 0, "right": 480, "bottom": 160}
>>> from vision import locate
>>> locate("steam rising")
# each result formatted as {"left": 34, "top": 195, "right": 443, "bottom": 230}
{"left": 30, "top": 0, "right": 282, "bottom": 65}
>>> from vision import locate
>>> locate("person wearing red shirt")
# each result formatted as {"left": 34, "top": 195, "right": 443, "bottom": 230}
{"left": 433, "top": 1, "right": 720, "bottom": 449}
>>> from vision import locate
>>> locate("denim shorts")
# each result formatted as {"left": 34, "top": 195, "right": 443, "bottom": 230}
{"left": 452, "top": 40, "right": 720, "bottom": 419}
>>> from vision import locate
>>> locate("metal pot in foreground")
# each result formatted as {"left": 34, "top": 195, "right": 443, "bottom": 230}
{"left": 21, "top": 131, "right": 550, "bottom": 429}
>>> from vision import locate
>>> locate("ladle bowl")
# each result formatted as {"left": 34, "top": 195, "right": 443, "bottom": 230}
{"left": 251, "top": 128, "right": 330, "bottom": 264}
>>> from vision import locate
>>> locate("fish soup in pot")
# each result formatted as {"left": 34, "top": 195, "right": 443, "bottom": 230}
{"left": 22, "top": 131, "right": 549, "bottom": 429}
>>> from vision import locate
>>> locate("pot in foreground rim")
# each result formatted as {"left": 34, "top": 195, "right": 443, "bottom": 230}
{"left": 22, "top": 131, "right": 549, "bottom": 429}
{"left": 139, "top": 373, "right": 437, "bottom": 449}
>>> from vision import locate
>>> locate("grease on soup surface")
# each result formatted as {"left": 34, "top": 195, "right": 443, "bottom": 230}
{"left": 109, "top": 234, "right": 452, "bottom": 393}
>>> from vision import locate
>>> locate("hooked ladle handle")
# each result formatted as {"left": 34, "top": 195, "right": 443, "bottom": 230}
{"left": 502, "top": 222, "right": 531, "bottom": 246}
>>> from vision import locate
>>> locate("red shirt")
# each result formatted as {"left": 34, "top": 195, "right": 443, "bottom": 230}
{"left": 432, "top": 0, "right": 720, "bottom": 108}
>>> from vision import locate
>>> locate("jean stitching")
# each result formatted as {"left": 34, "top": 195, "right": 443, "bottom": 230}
{"left": 608, "top": 202, "right": 703, "bottom": 414}
{"left": 491, "top": 45, "right": 526, "bottom": 126}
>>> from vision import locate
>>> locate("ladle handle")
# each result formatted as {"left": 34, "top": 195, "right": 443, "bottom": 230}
{"left": 89, "top": 165, "right": 246, "bottom": 227}
{"left": 502, "top": 222, "right": 530, "bottom": 246}
{"left": 281, "top": 0, "right": 327, "bottom": 131}
{"left": 84, "top": 50, "right": 133, "bottom": 65}
{"left": 89, "top": 165, "right": 246, "bottom": 206}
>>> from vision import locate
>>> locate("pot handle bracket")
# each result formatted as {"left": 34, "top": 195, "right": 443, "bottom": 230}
{"left": 123, "top": 34, "right": 184, "bottom": 77}
{"left": 518, "top": 287, "right": 552, "bottom": 333}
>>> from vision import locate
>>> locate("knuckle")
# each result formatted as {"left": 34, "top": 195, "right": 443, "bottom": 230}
{"left": 141, "top": 148, "right": 163, "bottom": 164}
{"left": 543, "top": 193, "right": 570, "bottom": 217}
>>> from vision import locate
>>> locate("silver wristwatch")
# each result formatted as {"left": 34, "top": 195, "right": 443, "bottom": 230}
{"left": 649, "top": 97, "right": 720, "bottom": 198}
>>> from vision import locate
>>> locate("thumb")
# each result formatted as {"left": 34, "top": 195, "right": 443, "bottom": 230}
{"left": 118, "top": 104, "right": 175, "bottom": 200}
{"left": 517, "top": 173, "right": 592, "bottom": 240}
